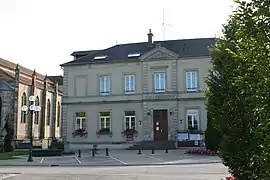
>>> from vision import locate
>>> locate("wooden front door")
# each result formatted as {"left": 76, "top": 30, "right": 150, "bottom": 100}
{"left": 153, "top": 109, "right": 168, "bottom": 141}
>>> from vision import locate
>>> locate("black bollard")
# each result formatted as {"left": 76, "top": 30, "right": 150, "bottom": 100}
{"left": 137, "top": 149, "right": 141, "bottom": 155}
{"left": 151, "top": 149, "right": 155, "bottom": 154}
{"left": 105, "top": 148, "right": 109, "bottom": 156}
{"left": 165, "top": 148, "right": 168, "bottom": 153}
{"left": 78, "top": 149, "right": 81, "bottom": 158}
{"left": 92, "top": 148, "right": 95, "bottom": 157}
{"left": 27, "top": 148, "right": 33, "bottom": 162}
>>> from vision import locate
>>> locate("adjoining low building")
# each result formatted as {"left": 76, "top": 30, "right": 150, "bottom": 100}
{"left": 0, "top": 58, "right": 63, "bottom": 149}
{"left": 61, "top": 29, "right": 215, "bottom": 150}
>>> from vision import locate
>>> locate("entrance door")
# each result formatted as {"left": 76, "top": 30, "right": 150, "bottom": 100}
{"left": 153, "top": 109, "right": 168, "bottom": 141}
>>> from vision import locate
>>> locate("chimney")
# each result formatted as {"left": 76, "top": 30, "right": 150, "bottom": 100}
{"left": 147, "top": 29, "right": 153, "bottom": 44}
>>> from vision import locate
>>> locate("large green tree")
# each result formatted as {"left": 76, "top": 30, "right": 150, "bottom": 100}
{"left": 205, "top": 0, "right": 270, "bottom": 179}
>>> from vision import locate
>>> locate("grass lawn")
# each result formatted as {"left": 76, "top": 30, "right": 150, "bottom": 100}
{"left": 0, "top": 150, "right": 29, "bottom": 160}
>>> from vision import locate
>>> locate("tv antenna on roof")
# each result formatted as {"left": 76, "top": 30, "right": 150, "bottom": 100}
{"left": 162, "top": 8, "right": 172, "bottom": 40}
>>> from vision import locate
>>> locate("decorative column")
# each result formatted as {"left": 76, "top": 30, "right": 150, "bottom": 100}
{"left": 52, "top": 82, "right": 58, "bottom": 138}
{"left": 28, "top": 70, "right": 36, "bottom": 139}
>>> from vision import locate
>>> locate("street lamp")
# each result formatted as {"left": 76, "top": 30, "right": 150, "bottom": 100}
{"left": 21, "top": 95, "right": 41, "bottom": 162}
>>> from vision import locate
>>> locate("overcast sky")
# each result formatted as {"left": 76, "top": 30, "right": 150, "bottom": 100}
{"left": 0, "top": 0, "right": 234, "bottom": 76}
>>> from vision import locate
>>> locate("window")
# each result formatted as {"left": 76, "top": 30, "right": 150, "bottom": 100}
{"left": 34, "top": 96, "right": 40, "bottom": 124}
{"left": 21, "top": 92, "right": 27, "bottom": 123}
{"left": 186, "top": 109, "right": 199, "bottom": 130}
{"left": 124, "top": 111, "right": 136, "bottom": 129}
{"left": 57, "top": 102, "right": 61, "bottom": 127}
{"left": 94, "top": 55, "right": 107, "bottom": 60}
{"left": 154, "top": 72, "right": 165, "bottom": 92}
{"left": 75, "top": 112, "right": 86, "bottom": 130}
{"left": 99, "top": 112, "right": 111, "bottom": 131}
{"left": 124, "top": 75, "right": 135, "bottom": 93}
{"left": 100, "top": 75, "right": 110, "bottom": 95}
{"left": 46, "top": 99, "right": 51, "bottom": 126}
{"left": 186, "top": 71, "right": 198, "bottom": 92}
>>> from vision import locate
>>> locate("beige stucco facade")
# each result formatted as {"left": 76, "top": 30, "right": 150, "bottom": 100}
{"left": 62, "top": 46, "right": 212, "bottom": 150}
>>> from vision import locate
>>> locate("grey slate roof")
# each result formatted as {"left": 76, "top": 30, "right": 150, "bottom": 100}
{"left": 0, "top": 80, "right": 14, "bottom": 91}
{"left": 61, "top": 38, "right": 216, "bottom": 66}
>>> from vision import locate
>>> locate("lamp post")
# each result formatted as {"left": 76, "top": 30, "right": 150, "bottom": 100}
{"left": 21, "top": 95, "right": 41, "bottom": 162}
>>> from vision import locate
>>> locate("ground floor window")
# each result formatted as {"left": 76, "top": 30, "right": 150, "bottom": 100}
{"left": 75, "top": 112, "right": 86, "bottom": 130}
{"left": 99, "top": 112, "right": 111, "bottom": 131}
{"left": 124, "top": 111, "right": 136, "bottom": 129}
{"left": 186, "top": 109, "right": 199, "bottom": 130}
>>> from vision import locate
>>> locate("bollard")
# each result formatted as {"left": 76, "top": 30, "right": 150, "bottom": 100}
{"left": 27, "top": 148, "right": 33, "bottom": 162}
{"left": 151, "top": 149, "right": 155, "bottom": 154}
{"left": 105, "top": 148, "right": 109, "bottom": 156}
{"left": 165, "top": 148, "right": 168, "bottom": 153}
{"left": 78, "top": 149, "right": 81, "bottom": 158}
{"left": 137, "top": 149, "right": 141, "bottom": 155}
{"left": 92, "top": 148, "right": 95, "bottom": 157}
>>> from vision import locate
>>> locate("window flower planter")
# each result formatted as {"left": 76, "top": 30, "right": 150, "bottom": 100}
{"left": 96, "top": 128, "right": 112, "bottom": 138}
{"left": 72, "top": 129, "right": 88, "bottom": 138}
{"left": 121, "top": 128, "right": 138, "bottom": 137}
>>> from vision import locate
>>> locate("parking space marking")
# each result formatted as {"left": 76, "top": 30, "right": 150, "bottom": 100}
{"left": 0, "top": 174, "right": 21, "bottom": 179}
{"left": 142, "top": 154, "right": 166, "bottom": 162}
{"left": 73, "top": 156, "right": 82, "bottom": 164}
{"left": 40, "top": 157, "right": 45, "bottom": 164}
{"left": 108, "top": 156, "right": 127, "bottom": 164}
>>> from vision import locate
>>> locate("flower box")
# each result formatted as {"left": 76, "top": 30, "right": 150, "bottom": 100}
{"left": 185, "top": 148, "right": 218, "bottom": 156}
{"left": 72, "top": 129, "right": 88, "bottom": 138}
{"left": 96, "top": 128, "right": 112, "bottom": 137}
{"left": 121, "top": 128, "right": 138, "bottom": 137}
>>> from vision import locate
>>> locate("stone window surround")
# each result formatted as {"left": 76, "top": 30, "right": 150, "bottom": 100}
{"left": 184, "top": 68, "right": 199, "bottom": 92}
{"left": 124, "top": 111, "right": 136, "bottom": 129}
{"left": 184, "top": 107, "right": 201, "bottom": 130}
{"left": 123, "top": 73, "right": 136, "bottom": 94}
{"left": 98, "top": 74, "right": 111, "bottom": 96}
{"left": 152, "top": 70, "right": 168, "bottom": 93}
{"left": 98, "top": 111, "right": 111, "bottom": 131}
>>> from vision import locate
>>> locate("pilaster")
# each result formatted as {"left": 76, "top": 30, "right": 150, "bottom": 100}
{"left": 13, "top": 64, "right": 19, "bottom": 139}
{"left": 62, "top": 67, "right": 68, "bottom": 151}
{"left": 40, "top": 75, "right": 48, "bottom": 139}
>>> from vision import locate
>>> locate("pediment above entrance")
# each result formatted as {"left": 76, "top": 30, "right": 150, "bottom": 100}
{"left": 139, "top": 46, "right": 179, "bottom": 61}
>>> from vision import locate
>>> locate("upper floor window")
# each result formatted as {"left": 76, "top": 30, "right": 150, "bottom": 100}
{"left": 21, "top": 92, "right": 27, "bottom": 123}
{"left": 34, "top": 96, "right": 40, "bottom": 124}
{"left": 186, "top": 71, "right": 198, "bottom": 92}
{"left": 154, "top": 72, "right": 165, "bottom": 92}
{"left": 75, "top": 112, "right": 86, "bottom": 130}
{"left": 57, "top": 102, "right": 61, "bottom": 127}
{"left": 186, "top": 109, "right": 199, "bottom": 130}
{"left": 100, "top": 75, "right": 110, "bottom": 95}
{"left": 46, "top": 99, "right": 51, "bottom": 126}
{"left": 124, "top": 75, "right": 135, "bottom": 93}
{"left": 99, "top": 112, "right": 111, "bottom": 131}
{"left": 124, "top": 111, "right": 136, "bottom": 129}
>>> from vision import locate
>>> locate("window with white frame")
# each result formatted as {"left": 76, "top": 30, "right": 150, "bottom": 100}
{"left": 100, "top": 75, "right": 110, "bottom": 95}
{"left": 75, "top": 112, "right": 86, "bottom": 130}
{"left": 186, "top": 109, "right": 199, "bottom": 130}
{"left": 124, "top": 111, "right": 136, "bottom": 129}
{"left": 124, "top": 75, "right": 135, "bottom": 93}
{"left": 154, "top": 72, "right": 166, "bottom": 92}
{"left": 99, "top": 112, "right": 111, "bottom": 131}
{"left": 186, "top": 71, "right": 198, "bottom": 91}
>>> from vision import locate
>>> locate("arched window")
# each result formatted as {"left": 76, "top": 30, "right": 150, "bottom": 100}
{"left": 57, "top": 102, "right": 61, "bottom": 127}
{"left": 0, "top": 97, "right": 2, "bottom": 127}
{"left": 34, "top": 96, "right": 40, "bottom": 124}
{"left": 21, "top": 92, "right": 27, "bottom": 123}
{"left": 46, "top": 99, "right": 50, "bottom": 126}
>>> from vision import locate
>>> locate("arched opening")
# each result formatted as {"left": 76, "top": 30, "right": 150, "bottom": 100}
{"left": 46, "top": 99, "right": 50, "bottom": 126}
{"left": 21, "top": 92, "right": 27, "bottom": 123}
{"left": 34, "top": 96, "right": 39, "bottom": 124}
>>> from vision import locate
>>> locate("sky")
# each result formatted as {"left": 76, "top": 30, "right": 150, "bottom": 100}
{"left": 0, "top": 0, "right": 234, "bottom": 76}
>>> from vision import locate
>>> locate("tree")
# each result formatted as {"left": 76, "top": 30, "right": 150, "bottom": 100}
{"left": 205, "top": 0, "right": 270, "bottom": 179}
{"left": 205, "top": 112, "right": 221, "bottom": 151}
